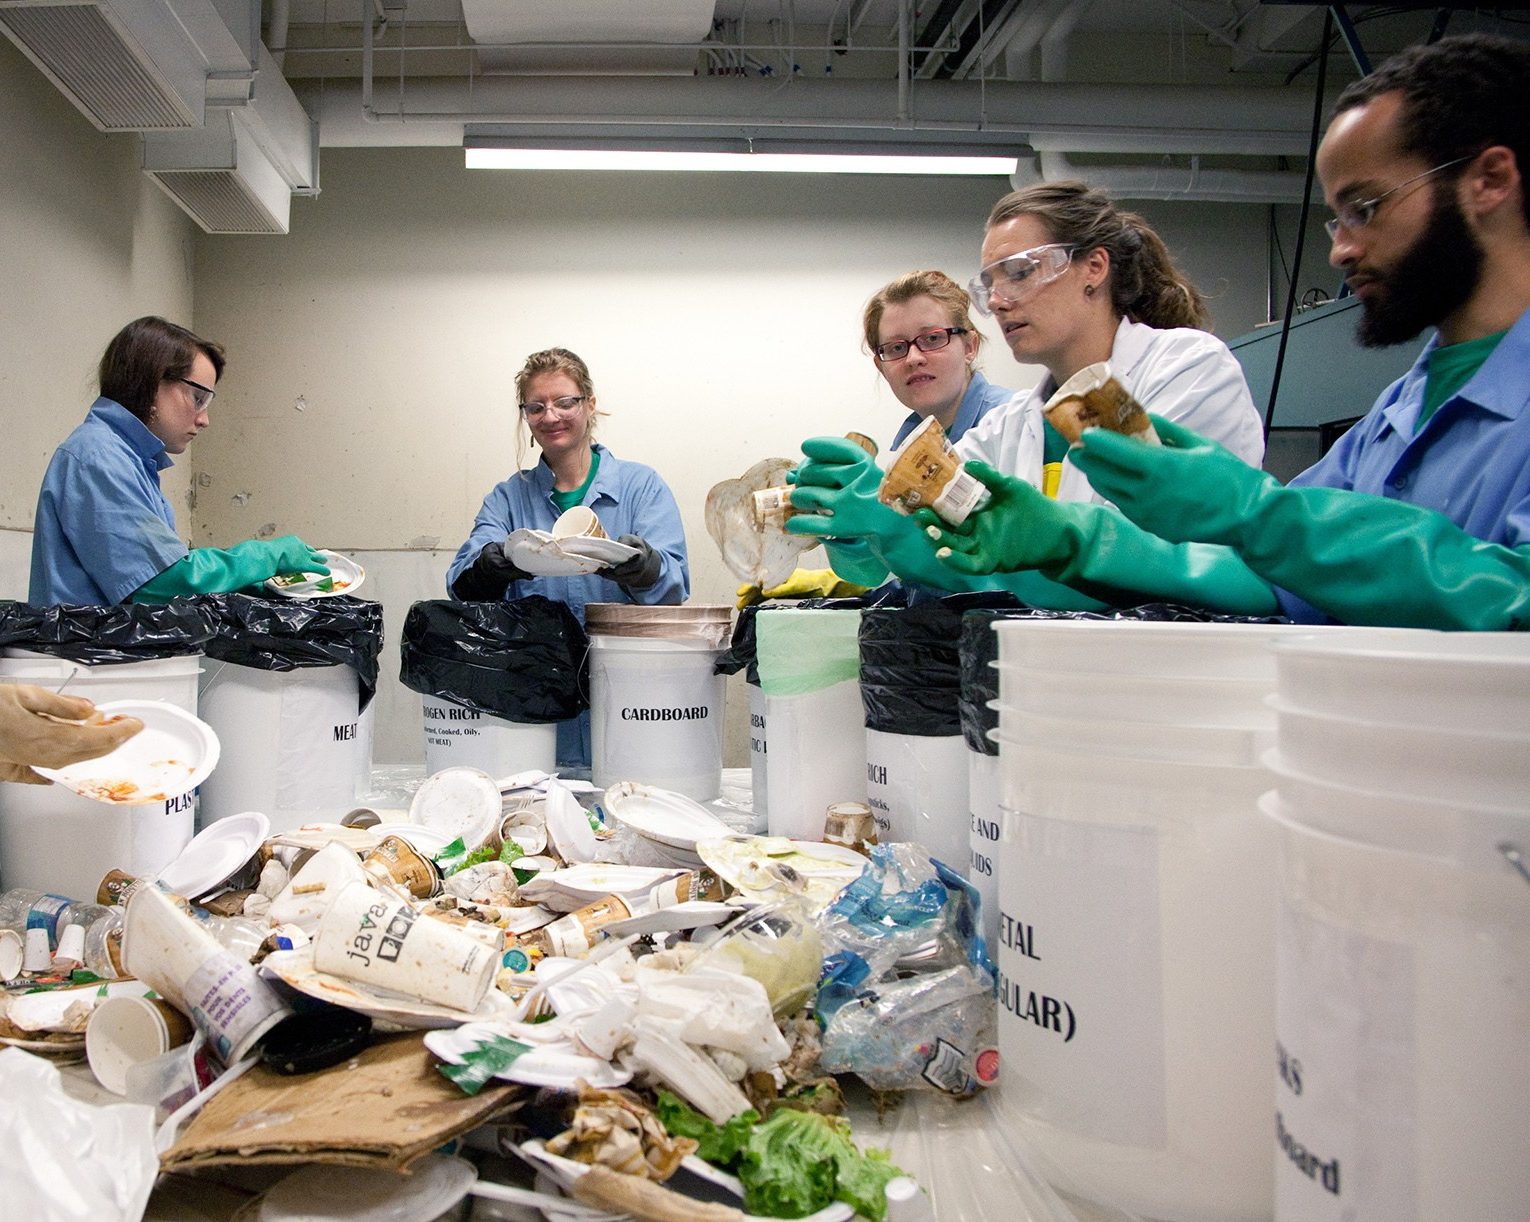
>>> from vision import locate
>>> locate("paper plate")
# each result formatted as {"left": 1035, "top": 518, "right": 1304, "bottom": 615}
{"left": 597, "top": 900, "right": 740, "bottom": 938}
{"left": 408, "top": 767, "right": 502, "bottom": 850}
{"left": 555, "top": 535, "right": 638, "bottom": 566}
{"left": 34, "top": 700, "right": 219, "bottom": 806}
{"left": 504, "top": 529, "right": 606, "bottom": 577}
{"left": 257, "top": 1155, "right": 476, "bottom": 1222}
{"left": 603, "top": 781, "right": 732, "bottom": 850}
{"left": 156, "top": 810, "right": 270, "bottom": 899}
{"left": 264, "top": 549, "right": 366, "bottom": 599}
{"left": 371, "top": 822, "right": 458, "bottom": 857}
{"left": 697, "top": 836, "right": 869, "bottom": 910}
{"left": 516, "top": 863, "right": 688, "bottom": 911}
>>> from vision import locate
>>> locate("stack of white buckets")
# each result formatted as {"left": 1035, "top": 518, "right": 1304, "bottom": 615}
{"left": 1263, "top": 631, "right": 1530, "bottom": 1220}
{"left": 990, "top": 618, "right": 1313, "bottom": 1221}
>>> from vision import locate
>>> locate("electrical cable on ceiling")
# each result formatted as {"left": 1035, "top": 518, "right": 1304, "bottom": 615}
{"left": 1262, "top": 7, "right": 1334, "bottom": 441}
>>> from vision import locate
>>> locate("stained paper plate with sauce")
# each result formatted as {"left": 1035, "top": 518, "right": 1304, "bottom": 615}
{"left": 266, "top": 549, "right": 365, "bottom": 599}
{"left": 34, "top": 700, "right": 219, "bottom": 806}
{"left": 503, "top": 529, "right": 637, "bottom": 577}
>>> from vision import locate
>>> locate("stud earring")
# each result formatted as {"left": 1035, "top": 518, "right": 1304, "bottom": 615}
{"left": 1084, "top": 283, "right": 1097, "bottom": 297}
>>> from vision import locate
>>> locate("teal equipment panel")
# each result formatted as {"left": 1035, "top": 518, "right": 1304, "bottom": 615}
{"left": 1228, "top": 297, "right": 1419, "bottom": 429}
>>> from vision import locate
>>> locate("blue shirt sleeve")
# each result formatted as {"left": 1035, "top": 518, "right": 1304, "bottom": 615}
{"left": 618, "top": 463, "right": 689, "bottom": 605}
{"left": 445, "top": 481, "right": 517, "bottom": 594}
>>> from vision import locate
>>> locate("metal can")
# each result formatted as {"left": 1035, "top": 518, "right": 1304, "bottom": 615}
{"left": 823, "top": 801, "right": 878, "bottom": 855}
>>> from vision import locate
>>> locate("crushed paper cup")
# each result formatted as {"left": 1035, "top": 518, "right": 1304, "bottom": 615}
{"left": 312, "top": 882, "right": 497, "bottom": 1012}
{"left": 1042, "top": 361, "right": 1159, "bottom": 446}
{"left": 878, "top": 416, "right": 988, "bottom": 525}
{"left": 551, "top": 505, "right": 607, "bottom": 540}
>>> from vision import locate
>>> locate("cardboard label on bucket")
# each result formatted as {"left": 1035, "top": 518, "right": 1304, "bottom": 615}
{"left": 998, "top": 810, "right": 1166, "bottom": 1146}
{"left": 1275, "top": 900, "right": 1417, "bottom": 1221}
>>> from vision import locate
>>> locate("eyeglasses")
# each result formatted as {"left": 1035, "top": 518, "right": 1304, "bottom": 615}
{"left": 518, "top": 395, "right": 588, "bottom": 418}
{"left": 1324, "top": 155, "right": 1476, "bottom": 240}
{"left": 873, "top": 327, "right": 969, "bottom": 362}
{"left": 176, "top": 377, "right": 216, "bottom": 410}
{"left": 969, "top": 243, "right": 1074, "bottom": 315}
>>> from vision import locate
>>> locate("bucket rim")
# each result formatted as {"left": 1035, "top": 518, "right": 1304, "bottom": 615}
{"left": 1270, "top": 696, "right": 1530, "bottom": 747}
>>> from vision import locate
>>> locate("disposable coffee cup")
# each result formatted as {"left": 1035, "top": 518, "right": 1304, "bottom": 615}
{"left": 86, "top": 995, "right": 196, "bottom": 1095}
{"left": 1042, "top": 362, "right": 1159, "bottom": 446}
{"left": 124, "top": 1037, "right": 218, "bottom": 1120}
{"left": 529, "top": 895, "right": 633, "bottom": 958}
{"left": 362, "top": 835, "right": 440, "bottom": 899}
{"left": 824, "top": 801, "right": 878, "bottom": 855}
{"left": 750, "top": 487, "right": 798, "bottom": 530}
{"left": 878, "top": 415, "right": 988, "bottom": 525}
{"left": 53, "top": 922, "right": 86, "bottom": 968}
{"left": 122, "top": 886, "right": 292, "bottom": 1063}
{"left": 22, "top": 927, "right": 51, "bottom": 972}
{"left": 313, "top": 882, "right": 496, "bottom": 1011}
{"left": 0, "top": 929, "right": 23, "bottom": 981}
{"left": 551, "top": 505, "right": 607, "bottom": 540}
{"left": 269, "top": 840, "right": 374, "bottom": 932}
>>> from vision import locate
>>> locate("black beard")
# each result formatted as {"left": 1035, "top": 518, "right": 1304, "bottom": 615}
{"left": 1355, "top": 187, "right": 1484, "bottom": 348}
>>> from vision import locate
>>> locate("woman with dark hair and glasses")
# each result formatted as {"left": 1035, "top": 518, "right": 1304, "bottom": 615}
{"left": 446, "top": 347, "right": 688, "bottom": 768}
{"left": 787, "top": 182, "right": 1264, "bottom": 596}
{"left": 30, "top": 316, "right": 327, "bottom": 606}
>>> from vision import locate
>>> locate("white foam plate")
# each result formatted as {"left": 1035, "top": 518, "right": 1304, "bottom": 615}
{"left": 597, "top": 900, "right": 740, "bottom": 938}
{"left": 409, "top": 767, "right": 503, "bottom": 850}
{"left": 602, "top": 781, "right": 733, "bottom": 850}
{"left": 264, "top": 548, "right": 366, "bottom": 599}
{"left": 516, "top": 863, "right": 688, "bottom": 910}
{"left": 259, "top": 948, "right": 512, "bottom": 1028}
{"left": 35, "top": 699, "right": 219, "bottom": 806}
{"left": 504, "top": 529, "right": 638, "bottom": 577}
{"left": 156, "top": 810, "right": 270, "bottom": 899}
{"left": 258, "top": 1155, "right": 475, "bottom": 1222}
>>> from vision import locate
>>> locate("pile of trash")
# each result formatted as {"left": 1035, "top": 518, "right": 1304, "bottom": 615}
{"left": 0, "top": 766, "right": 998, "bottom": 1221}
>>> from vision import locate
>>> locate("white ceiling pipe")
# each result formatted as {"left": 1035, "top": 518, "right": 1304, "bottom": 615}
{"left": 1038, "top": 0, "right": 1097, "bottom": 82}
{"left": 269, "top": 0, "right": 290, "bottom": 69}
{"left": 1027, "top": 129, "right": 1313, "bottom": 158}
{"left": 1019, "top": 149, "right": 1314, "bottom": 204}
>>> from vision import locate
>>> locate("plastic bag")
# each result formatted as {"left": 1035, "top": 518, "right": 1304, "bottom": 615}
{"left": 815, "top": 845, "right": 995, "bottom": 1096}
{"left": 755, "top": 607, "right": 862, "bottom": 698}
{"left": 858, "top": 594, "right": 1020, "bottom": 737}
{"left": 713, "top": 595, "right": 870, "bottom": 684}
{"left": 398, "top": 597, "right": 588, "bottom": 723}
{"left": 195, "top": 593, "right": 385, "bottom": 710}
{"left": 0, "top": 598, "right": 215, "bottom": 662}
{"left": 0, "top": 1047, "right": 158, "bottom": 1220}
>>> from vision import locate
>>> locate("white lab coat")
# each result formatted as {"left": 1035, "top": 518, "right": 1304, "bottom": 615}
{"left": 956, "top": 317, "right": 1265, "bottom": 504}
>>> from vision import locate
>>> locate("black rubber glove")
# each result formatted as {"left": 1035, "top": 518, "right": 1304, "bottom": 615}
{"left": 602, "top": 534, "right": 663, "bottom": 590}
{"left": 450, "top": 541, "right": 533, "bottom": 601}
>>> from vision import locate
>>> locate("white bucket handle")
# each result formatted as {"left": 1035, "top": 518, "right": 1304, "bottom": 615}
{"left": 1498, "top": 842, "right": 1530, "bottom": 890}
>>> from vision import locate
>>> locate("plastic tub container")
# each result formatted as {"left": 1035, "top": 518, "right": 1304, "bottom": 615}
{"left": 0, "top": 653, "right": 201, "bottom": 896}
{"left": 995, "top": 662, "right": 1277, "bottom": 730}
{"left": 1263, "top": 792, "right": 1530, "bottom": 1221}
{"left": 421, "top": 694, "right": 557, "bottom": 777}
{"left": 587, "top": 604, "right": 732, "bottom": 800}
{"left": 992, "top": 708, "right": 1273, "bottom": 775}
{"left": 994, "top": 742, "right": 1277, "bottom": 1222}
{"left": 197, "top": 661, "right": 362, "bottom": 833}
{"left": 992, "top": 618, "right": 1320, "bottom": 681}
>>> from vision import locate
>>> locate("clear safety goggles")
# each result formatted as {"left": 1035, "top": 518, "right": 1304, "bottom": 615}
{"left": 968, "top": 243, "right": 1074, "bottom": 315}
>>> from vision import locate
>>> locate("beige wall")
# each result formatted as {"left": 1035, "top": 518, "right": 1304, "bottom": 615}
{"left": 0, "top": 37, "right": 197, "bottom": 587}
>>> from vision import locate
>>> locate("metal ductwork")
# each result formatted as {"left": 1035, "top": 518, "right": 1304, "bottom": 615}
{"left": 0, "top": 0, "right": 259, "bottom": 130}
{"left": 460, "top": 0, "right": 716, "bottom": 76}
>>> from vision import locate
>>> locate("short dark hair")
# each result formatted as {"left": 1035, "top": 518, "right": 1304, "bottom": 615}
{"left": 97, "top": 316, "right": 226, "bottom": 422}
{"left": 1332, "top": 33, "right": 1530, "bottom": 226}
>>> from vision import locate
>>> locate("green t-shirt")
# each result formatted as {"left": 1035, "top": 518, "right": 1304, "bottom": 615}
{"left": 549, "top": 450, "right": 601, "bottom": 512}
{"left": 1420, "top": 330, "right": 1506, "bottom": 430}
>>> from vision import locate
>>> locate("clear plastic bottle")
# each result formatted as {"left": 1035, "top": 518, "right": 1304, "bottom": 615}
{"left": 82, "top": 910, "right": 127, "bottom": 979}
{"left": 0, "top": 888, "right": 113, "bottom": 948}
{"left": 188, "top": 911, "right": 268, "bottom": 962}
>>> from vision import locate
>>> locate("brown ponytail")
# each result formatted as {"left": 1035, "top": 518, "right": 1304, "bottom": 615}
{"left": 986, "top": 183, "right": 1209, "bottom": 331}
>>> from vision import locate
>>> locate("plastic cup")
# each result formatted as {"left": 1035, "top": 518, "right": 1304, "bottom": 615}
{"left": 86, "top": 995, "right": 196, "bottom": 1095}
{"left": 551, "top": 505, "right": 606, "bottom": 540}
{"left": 312, "top": 881, "right": 496, "bottom": 1011}
{"left": 22, "top": 927, "right": 51, "bottom": 972}
{"left": 0, "top": 929, "right": 23, "bottom": 981}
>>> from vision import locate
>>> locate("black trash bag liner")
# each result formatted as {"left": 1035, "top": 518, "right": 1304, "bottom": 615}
{"left": 0, "top": 599, "right": 217, "bottom": 664}
{"left": 713, "top": 593, "right": 883, "bottom": 684}
{"left": 398, "top": 597, "right": 587, "bottom": 724}
{"left": 196, "top": 594, "right": 386, "bottom": 711}
{"left": 955, "top": 601, "right": 1293, "bottom": 754}
{"left": 858, "top": 593, "right": 1021, "bottom": 737}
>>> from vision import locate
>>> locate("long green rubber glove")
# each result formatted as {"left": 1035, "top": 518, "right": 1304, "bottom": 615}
{"left": 132, "top": 536, "right": 329, "bottom": 603}
{"left": 921, "top": 460, "right": 1280, "bottom": 615}
{"left": 786, "top": 437, "right": 1104, "bottom": 609}
{"left": 1073, "top": 414, "right": 1530, "bottom": 630}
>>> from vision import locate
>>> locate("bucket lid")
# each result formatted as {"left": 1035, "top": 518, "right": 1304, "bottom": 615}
{"left": 584, "top": 603, "right": 732, "bottom": 645}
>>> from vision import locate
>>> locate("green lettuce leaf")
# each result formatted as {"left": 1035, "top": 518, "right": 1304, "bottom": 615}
{"left": 739, "top": 1108, "right": 904, "bottom": 1221}
{"left": 655, "top": 1090, "right": 758, "bottom": 1170}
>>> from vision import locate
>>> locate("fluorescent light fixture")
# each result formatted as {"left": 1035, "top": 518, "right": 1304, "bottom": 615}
{"left": 465, "top": 147, "right": 1017, "bottom": 175}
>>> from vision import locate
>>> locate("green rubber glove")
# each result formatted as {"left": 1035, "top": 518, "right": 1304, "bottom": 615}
{"left": 1074, "top": 415, "right": 1530, "bottom": 629}
{"left": 921, "top": 460, "right": 1279, "bottom": 615}
{"left": 783, "top": 436, "right": 902, "bottom": 585}
{"left": 132, "top": 536, "right": 330, "bottom": 603}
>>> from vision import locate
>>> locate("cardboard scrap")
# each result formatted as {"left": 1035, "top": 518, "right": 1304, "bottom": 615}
{"left": 161, "top": 1032, "right": 522, "bottom": 1173}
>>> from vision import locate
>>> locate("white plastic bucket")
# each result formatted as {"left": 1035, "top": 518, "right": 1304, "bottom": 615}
{"left": 865, "top": 728, "right": 970, "bottom": 872}
{"left": 197, "top": 661, "right": 361, "bottom": 834}
{"left": 993, "top": 618, "right": 1319, "bottom": 681}
{"left": 0, "top": 653, "right": 201, "bottom": 897}
{"left": 1264, "top": 792, "right": 1530, "bottom": 1221}
{"left": 747, "top": 682, "right": 768, "bottom": 824}
{"left": 997, "top": 661, "right": 1276, "bottom": 730}
{"left": 967, "top": 748, "right": 1001, "bottom": 952}
{"left": 588, "top": 635, "right": 727, "bottom": 800}
{"left": 421, "top": 694, "right": 556, "bottom": 778}
{"left": 995, "top": 743, "right": 1277, "bottom": 1222}
{"left": 763, "top": 680, "right": 866, "bottom": 840}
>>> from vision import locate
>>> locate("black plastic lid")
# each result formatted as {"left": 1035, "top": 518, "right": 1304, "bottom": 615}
{"left": 259, "top": 1004, "right": 374, "bottom": 1075}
